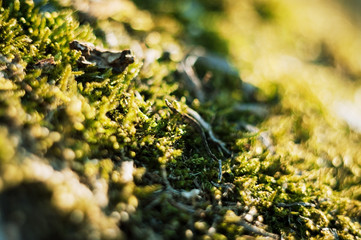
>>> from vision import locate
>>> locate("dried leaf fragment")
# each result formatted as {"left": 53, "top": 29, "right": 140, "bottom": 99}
{"left": 70, "top": 40, "right": 135, "bottom": 73}
{"left": 33, "top": 57, "right": 56, "bottom": 72}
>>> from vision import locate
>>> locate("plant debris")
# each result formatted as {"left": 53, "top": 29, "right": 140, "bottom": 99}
{"left": 70, "top": 40, "right": 134, "bottom": 73}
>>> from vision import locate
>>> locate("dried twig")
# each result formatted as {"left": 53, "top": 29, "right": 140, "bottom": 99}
{"left": 239, "top": 122, "right": 275, "bottom": 154}
{"left": 167, "top": 198, "right": 196, "bottom": 213}
{"left": 165, "top": 99, "right": 224, "bottom": 181}
{"left": 223, "top": 211, "right": 280, "bottom": 240}
{"left": 233, "top": 103, "right": 269, "bottom": 118}
{"left": 237, "top": 220, "right": 280, "bottom": 239}
{"left": 187, "top": 107, "right": 231, "bottom": 156}
{"left": 178, "top": 57, "right": 205, "bottom": 102}
{"left": 158, "top": 167, "right": 200, "bottom": 213}
{"left": 277, "top": 202, "right": 316, "bottom": 208}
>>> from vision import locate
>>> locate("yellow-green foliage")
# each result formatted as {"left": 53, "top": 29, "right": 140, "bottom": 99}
{"left": 1, "top": 0, "right": 361, "bottom": 239}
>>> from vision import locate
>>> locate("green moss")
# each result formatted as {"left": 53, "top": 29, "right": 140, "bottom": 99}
{"left": 1, "top": 0, "right": 361, "bottom": 239}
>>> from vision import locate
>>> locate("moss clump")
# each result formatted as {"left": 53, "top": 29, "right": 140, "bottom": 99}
{"left": 1, "top": 0, "right": 361, "bottom": 239}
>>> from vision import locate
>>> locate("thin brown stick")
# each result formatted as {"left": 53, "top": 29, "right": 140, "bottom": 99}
{"left": 165, "top": 99, "right": 222, "bottom": 181}
{"left": 237, "top": 220, "right": 280, "bottom": 239}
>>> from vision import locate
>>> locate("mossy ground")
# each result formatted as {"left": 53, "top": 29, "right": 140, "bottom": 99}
{"left": 1, "top": 0, "right": 361, "bottom": 239}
